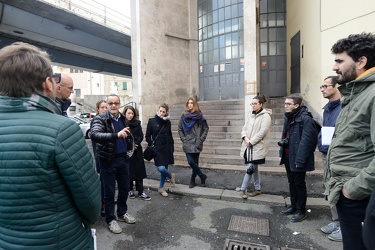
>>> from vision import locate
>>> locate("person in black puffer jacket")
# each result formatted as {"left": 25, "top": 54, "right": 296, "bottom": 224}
{"left": 91, "top": 94, "right": 136, "bottom": 234}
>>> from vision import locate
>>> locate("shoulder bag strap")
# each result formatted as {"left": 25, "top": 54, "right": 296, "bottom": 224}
{"left": 152, "top": 124, "right": 165, "bottom": 146}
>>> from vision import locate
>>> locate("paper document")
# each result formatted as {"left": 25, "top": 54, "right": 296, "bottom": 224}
{"left": 322, "top": 126, "right": 335, "bottom": 145}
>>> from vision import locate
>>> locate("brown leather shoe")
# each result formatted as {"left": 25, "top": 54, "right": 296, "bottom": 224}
{"left": 249, "top": 190, "right": 261, "bottom": 197}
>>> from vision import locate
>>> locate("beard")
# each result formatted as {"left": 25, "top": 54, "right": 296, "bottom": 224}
{"left": 336, "top": 64, "right": 357, "bottom": 84}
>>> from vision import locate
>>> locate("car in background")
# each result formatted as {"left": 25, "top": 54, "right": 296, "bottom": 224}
{"left": 69, "top": 116, "right": 91, "bottom": 139}
{"left": 75, "top": 112, "right": 96, "bottom": 122}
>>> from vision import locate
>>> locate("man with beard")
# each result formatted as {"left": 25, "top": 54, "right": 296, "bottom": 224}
{"left": 318, "top": 76, "right": 342, "bottom": 242}
{"left": 325, "top": 33, "right": 375, "bottom": 250}
{"left": 279, "top": 93, "right": 319, "bottom": 223}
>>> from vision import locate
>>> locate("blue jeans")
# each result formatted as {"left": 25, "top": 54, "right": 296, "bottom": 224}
{"left": 100, "top": 156, "right": 130, "bottom": 224}
{"left": 156, "top": 165, "right": 172, "bottom": 188}
{"left": 241, "top": 163, "right": 260, "bottom": 191}
{"left": 337, "top": 192, "right": 369, "bottom": 250}
{"left": 186, "top": 153, "right": 203, "bottom": 178}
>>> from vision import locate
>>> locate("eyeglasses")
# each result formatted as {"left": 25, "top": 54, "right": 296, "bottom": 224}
{"left": 250, "top": 103, "right": 260, "bottom": 105}
{"left": 51, "top": 73, "right": 61, "bottom": 83}
{"left": 320, "top": 84, "right": 333, "bottom": 89}
{"left": 61, "top": 85, "right": 73, "bottom": 90}
{"left": 108, "top": 102, "right": 120, "bottom": 106}
{"left": 284, "top": 102, "right": 295, "bottom": 106}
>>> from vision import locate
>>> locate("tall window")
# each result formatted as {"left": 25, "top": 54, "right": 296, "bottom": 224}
{"left": 198, "top": 0, "right": 244, "bottom": 100}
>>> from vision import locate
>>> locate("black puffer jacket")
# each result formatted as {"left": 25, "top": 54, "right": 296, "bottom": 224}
{"left": 279, "top": 106, "right": 318, "bottom": 172}
{"left": 91, "top": 111, "right": 128, "bottom": 167}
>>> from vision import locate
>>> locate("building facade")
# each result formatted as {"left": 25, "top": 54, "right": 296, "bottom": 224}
{"left": 131, "top": 0, "right": 375, "bottom": 122}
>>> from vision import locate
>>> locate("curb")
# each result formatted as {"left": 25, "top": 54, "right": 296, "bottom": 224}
{"left": 143, "top": 179, "right": 328, "bottom": 208}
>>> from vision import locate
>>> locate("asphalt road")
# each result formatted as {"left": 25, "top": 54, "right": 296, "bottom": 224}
{"left": 86, "top": 140, "right": 341, "bottom": 250}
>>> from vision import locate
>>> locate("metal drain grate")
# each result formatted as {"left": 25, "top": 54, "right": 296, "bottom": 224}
{"left": 228, "top": 215, "right": 269, "bottom": 236}
{"left": 223, "top": 238, "right": 271, "bottom": 250}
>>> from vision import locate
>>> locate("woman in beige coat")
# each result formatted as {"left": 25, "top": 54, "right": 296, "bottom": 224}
{"left": 239, "top": 95, "right": 272, "bottom": 199}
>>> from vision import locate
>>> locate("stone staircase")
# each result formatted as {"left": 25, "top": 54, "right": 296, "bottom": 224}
{"left": 166, "top": 98, "right": 322, "bottom": 172}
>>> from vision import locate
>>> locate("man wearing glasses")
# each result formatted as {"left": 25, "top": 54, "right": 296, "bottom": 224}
{"left": 279, "top": 93, "right": 319, "bottom": 223}
{"left": 0, "top": 43, "right": 100, "bottom": 249}
{"left": 53, "top": 72, "right": 74, "bottom": 117}
{"left": 91, "top": 94, "right": 136, "bottom": 234}
{"left": 317, "top": 76, "right": 342, "bottom": 242}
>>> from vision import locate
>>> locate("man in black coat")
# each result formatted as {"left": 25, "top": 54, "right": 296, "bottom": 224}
{"left": 279, "top": 93, "right": 319, "bottom": 222}
{"left": 91, "top": 94, "right": 136, "bottom": 234}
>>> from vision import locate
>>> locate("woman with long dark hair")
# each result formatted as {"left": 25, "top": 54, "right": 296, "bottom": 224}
{"left": 122, "top": 106, "right": 150, "bottom": 200}
{"left": 145, "top": 103, "right": 175, "bottom": 197}
{"left": 90, "top": 100, "right": 107, "bottom": 216}
{"left": 178, "top": 98, "right": 209, "bottom": 188}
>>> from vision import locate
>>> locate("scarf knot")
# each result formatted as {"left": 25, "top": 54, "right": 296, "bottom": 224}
{"left": 181, "top": 110, "right": 206, "bottom": 132}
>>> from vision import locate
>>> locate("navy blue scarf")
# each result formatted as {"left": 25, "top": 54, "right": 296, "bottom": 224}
{"left": 180, "top": 110, "right": 206, "bottom": 132}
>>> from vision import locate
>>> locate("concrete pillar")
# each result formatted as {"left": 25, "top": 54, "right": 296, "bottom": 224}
{"left": 243, "top": 0, "right": 258, "bottom": 116}
{"left": 130, "top": 0, "right": 198, "bottom": 123}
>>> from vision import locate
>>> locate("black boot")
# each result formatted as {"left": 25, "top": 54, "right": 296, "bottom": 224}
{"left": 200, "top": 174, "right": 207, "bottom": 187}
{"left": 189, "top": 175, "right": 196, "bottom": 188}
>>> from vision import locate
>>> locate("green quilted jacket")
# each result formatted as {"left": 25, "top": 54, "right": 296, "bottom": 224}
{"left": 0, "top": 94, "right": 101, "bottom": 249}
{"left": 325, "top": 67, "right": 375, "bottom": 206}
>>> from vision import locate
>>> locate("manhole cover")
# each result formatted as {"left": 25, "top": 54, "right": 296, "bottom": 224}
{"left": 228, "top": 215, "right": 269, "bottom": 236}
{"left": 223, "top": 238, "right": 270, "bottom": 250}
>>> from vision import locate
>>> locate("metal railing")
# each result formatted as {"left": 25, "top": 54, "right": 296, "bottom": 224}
{"left": 38, "top": 0, "right": 131, "bottom": 34}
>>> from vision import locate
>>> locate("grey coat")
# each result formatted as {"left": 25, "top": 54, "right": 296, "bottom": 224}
{"left": 178, "top": 118, "right": 209, "bottom": 153}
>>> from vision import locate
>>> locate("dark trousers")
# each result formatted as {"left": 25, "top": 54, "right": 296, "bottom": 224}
{"left": 337, "top": 192, "right": 369, "bottom": 250}
{"left": 186, "top": 153, "right": 203, "bottom": 178}
{"left": 284, "top": 156, "right": 307, "bottom": 212}
{"left": 130, "top": 180, "right": 144, "bottom": 195}
{"left": 100, "top": 155, "right": 130, "bottom": 224}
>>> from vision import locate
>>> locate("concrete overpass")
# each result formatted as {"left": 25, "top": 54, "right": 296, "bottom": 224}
{"left": 0, "top": 0, "right": 131, "bottom": 76}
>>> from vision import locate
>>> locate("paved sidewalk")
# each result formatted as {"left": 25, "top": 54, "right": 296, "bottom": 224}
{"left": 143, "top": 162, "right": 328, "bottom": 208}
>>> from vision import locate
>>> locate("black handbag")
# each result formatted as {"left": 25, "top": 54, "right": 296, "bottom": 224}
{"left": 143, "top": 145, "right": 154, "bottom": 161}
{"left": 143, "top": 124, "right": 165, "bottom": 161}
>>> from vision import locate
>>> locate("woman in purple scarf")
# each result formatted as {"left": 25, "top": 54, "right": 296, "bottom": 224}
{"left": 178, "top": 98, "right": 209, "bottom": 188}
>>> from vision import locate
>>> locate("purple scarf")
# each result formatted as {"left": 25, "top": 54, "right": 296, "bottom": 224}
{"left": 181, "top": 110, "right": 206, "bottom": 132}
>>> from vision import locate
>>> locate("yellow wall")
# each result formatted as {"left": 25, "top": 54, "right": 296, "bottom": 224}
{"left": 321, "top": 0, "right": 375, "bottom": 79}
{"left": 286, "top": 0, "right": 323, "bottom": 118}
{"left": 287, "top": 0, "right": 375, "bottom": 119}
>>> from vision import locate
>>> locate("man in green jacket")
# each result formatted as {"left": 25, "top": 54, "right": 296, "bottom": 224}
{"left": 325, "top": 33, "right": 375, "bottom": 250}
{"left": 0, "top": 42, "right": 101, "bottom": 249}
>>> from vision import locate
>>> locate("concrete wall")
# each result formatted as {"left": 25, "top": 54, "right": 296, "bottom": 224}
{"left": 287, "top": 0, "right": 375, "bottom": 119}
{"left": 243, "top": 0, "right": 258, "bottom": 116}
{"left": 286, "top": 0, "right": 322, "bottom": 118}
{"left": 320, "top": 0, "right": 375, "bottom": 77}
{"left": 131, "top": 0, "right": 198, "bottom": 123}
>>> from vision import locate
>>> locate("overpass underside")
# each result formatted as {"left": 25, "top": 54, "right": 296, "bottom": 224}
{"left": 0, "top": 0, "right": 131, "bottom": 76}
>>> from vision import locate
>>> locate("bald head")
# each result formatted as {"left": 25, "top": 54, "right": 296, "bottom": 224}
{"left": 56, "top": 73, "right": 74, "bottom": 100}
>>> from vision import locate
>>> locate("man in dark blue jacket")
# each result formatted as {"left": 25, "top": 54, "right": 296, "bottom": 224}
{"left": 318, "top": 76, "right": 342, "bottom": 242}
{"left": 91, "top": 94, "right": 136, "bottom": 234}
{"left": 279, "top": 93, "right": 319, "bottom": 222}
